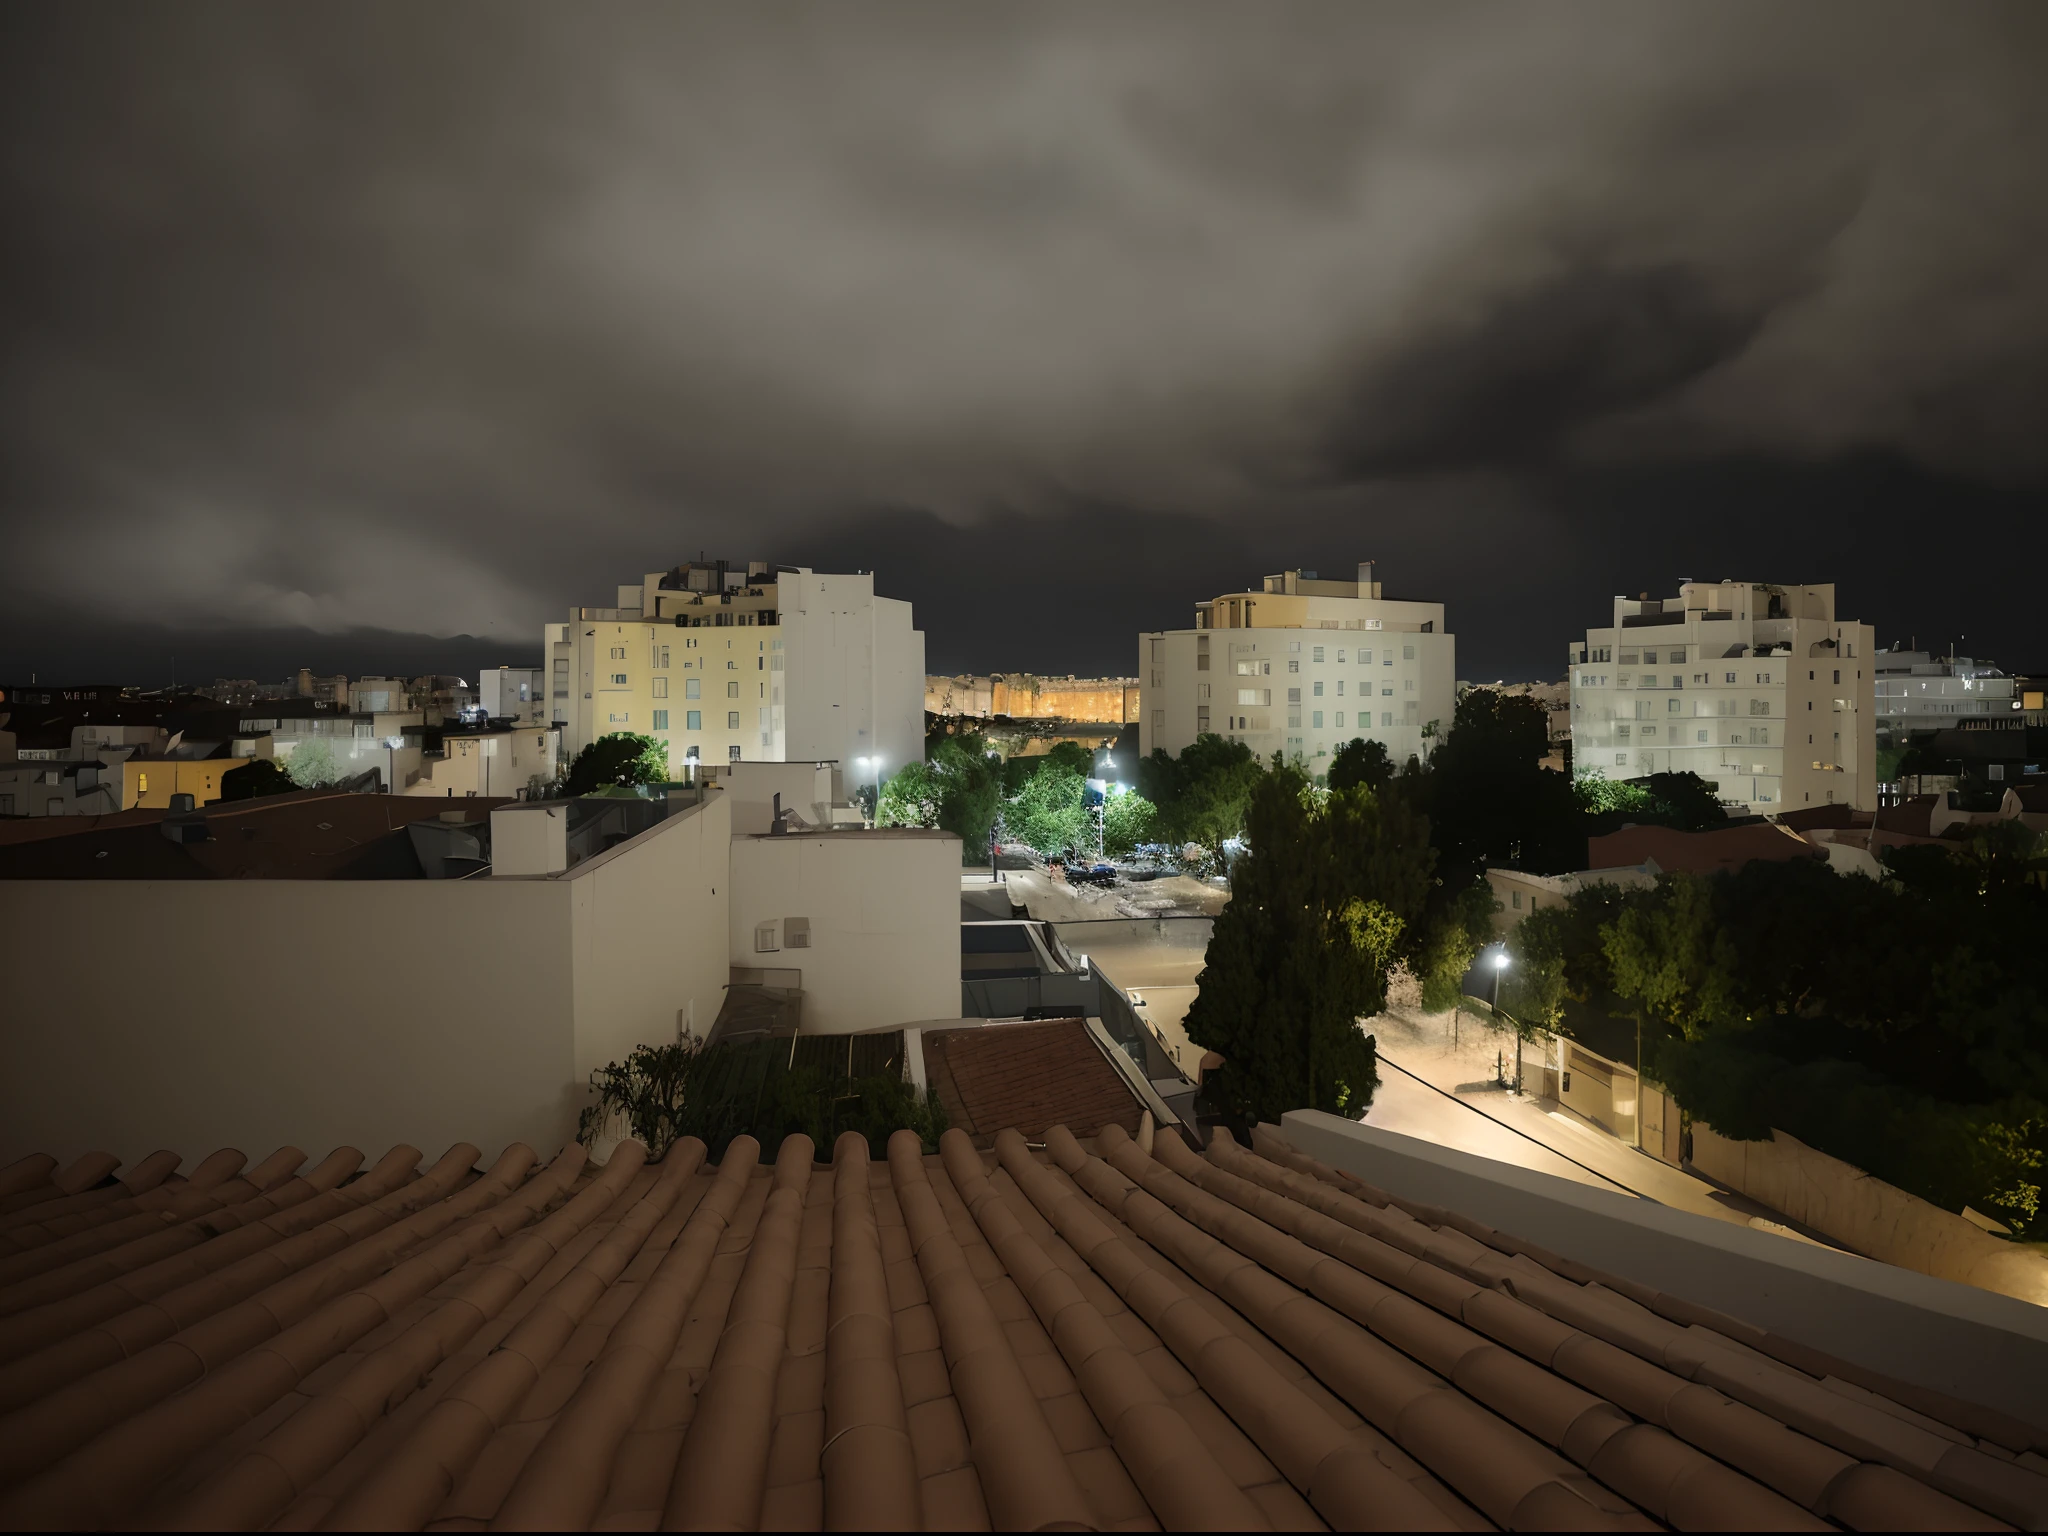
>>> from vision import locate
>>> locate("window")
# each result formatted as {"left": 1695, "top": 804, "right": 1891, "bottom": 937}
{"left": 727, "top": 681, "right": 740, "bottom": 698}
{"left": 1671, "top": 675, "right": 1683, "bottom": 689}
{"left": 1312, "top": 711, "right": 1324, "bottom": 728}
{"left": 652, "top": 678, "right": 668, "bottom": 698}
{"left": 655, "top": 645, "right": 670, "bottom": 668}
{"left": 1643, "top": 651, "right": 1659, "bottom": 664}
{"left": 1336, "top": 650, "right": 1346, "bottom": 663}
{"left": 1833, "top": 669, "right": 1841, "bottom": 684}
{"left": 1403, "top": 645, "right": 1415, "bottom": 660}
{"left": 1616, "top": 752, "right": 1629, "bottom": 765}
{"left": 754, "top": 922, "right": 779, "bottom": 953}
{"left": 610, "top": 673, "right": 627, "bottom": 685}
{"left": 1404, "top": 680, "right": 1414, "bottom": 692}
{"left": 1196, "top": 683, "right": 1209, "bottom": 700}
{"left": 1750, "top": 699, "right": 1770, "bottom": 715}
{"left": 686, "top": 637, "right": 698, "bottom": 649}
{"left": 1381, "top": 711, "right": 1393, "bottom": 727}
{"left": 608, "top": 712, "right": 629, "bottom": 724}
{"left": 1313, "top": 682, "right": 1323, "bottom": 697}
{"left": 1287, "top": 688, "right": 1301, "bottom": 703}
{"left": 1152, "top": 709, "right": 1164, "bottom": 730}
{"left": 610, "top": 647, "right": 626, "bottom": 660}
{"left": 137, "top": 771, "right": 149, "bottom": 793}
{"left": 1335, "top": 680, "right": 1345, "bottom": 696}
{"left": 1313, "top": 646, "right": 1325, "bottom": 663}
{"left": 1642, "top": 725, "right": 1657, "bottom": 737}
{"left": 652, "top": 710, "right": 669, "bottom": 731}
{"left": 1361, "top": 649, "right": 1373, "bottom": 664}
{"left": 729, "top": 744, "right": 742, "bottom": 761}
{"left": 553, "top": 658, "right": 568, "bottom": 674}
{"left": 727, "top": 711, "right": 741, "bottom": 728}
{"left": 685, "top": 678, "right": 700, "bottom": 699}
{"left": 1512, "top": 891, "right": 1523, "bottom": 910}
{"left": 1697, "top": 729, "right": 1708, "bottom": 742}
{"left": 1616, "top": 724, "right": 1631, "bottom": 739}
{"left": 1336, "top": 712, "right": 1346, "bottom": 728}
{"left": 1668, "top": 697, "right": 1681, "bottom": 713}
{"left": 727, "top": 661, "right": 737, "bottom": 670}
{"left": 1381, "top": 686, "right": 1393, "bottom": 697}
{"left": 1365, "top": 618, "right": 1382, "bottom": 631}
{"left": 686, "top": 710, "right": 701, "bottom": 730}
{"left": 1620, "top": 652, "right": 1639, "bottom": 665}
{"left": 1288, "top": 660, "right": 1299, "bottom": 673}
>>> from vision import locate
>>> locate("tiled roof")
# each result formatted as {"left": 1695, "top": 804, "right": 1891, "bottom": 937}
{"left": 1589, "top": 821, "right": 1824, "bottom": 876}
{"left": 924, "top": 1018, "right": 1146, "bottom": 1146}
{"left": 0, "top": 1124, "right": 2043, "bottom": 1530}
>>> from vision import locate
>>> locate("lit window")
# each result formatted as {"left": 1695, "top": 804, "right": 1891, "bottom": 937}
{"left": 1313, "top": 682, "right": 1323, "bottom": 697}
{"left": 686, "top": 710, "right": 701, "bottom": 730}
{"left": 611, "top": 673, "right": 627, "bottom": 685}
{"left": 653, "top": 710, "right": 669, "bottom": 731}
{"left": 686, "top": 679, "right": 700, "bottom": 699}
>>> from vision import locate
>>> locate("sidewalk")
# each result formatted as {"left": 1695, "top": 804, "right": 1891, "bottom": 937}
{"left": 1368, "top": 1007, "right": 1835, "bottom": 1245}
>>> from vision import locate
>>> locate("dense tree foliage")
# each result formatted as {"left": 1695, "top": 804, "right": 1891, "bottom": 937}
{"left": 1327, "top": 737, "right": 1396, "bottom": 795}
{"left": 220, "top": 757, "right": 296, "bottom": 801}
{"left": 879, "top": 735, "right": 1004, "bottom": 863}
{"left": 1576, "top": 770, "right": 1730, "bottom": 833}
{"left": 1525, "top": 831, "right": 2048, "bottom": 1233}
{"left": 1136, "top": 734, "right": 1265, "bottom": 862}
{"left": 1101, "top": 788, "right": 1158, "bottom": 860}
{"left": 1007, "top": 764, "right": 1091, "bottom": 858}
{"left": 565, "top": 732, "right": 669, "bottom": 795}
{"left": 1412, "top": 691, "right": 1583, "bottom": 888}
{"left": 1185, "top": 766, "right": 1434, "bottom": 1123}
{"left": 284, "top": 738, "right": 344, "bottom": 789}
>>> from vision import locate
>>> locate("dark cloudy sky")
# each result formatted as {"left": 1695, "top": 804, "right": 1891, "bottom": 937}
{"left": 4, "top": 3, "right": 2045, "bottom": 686}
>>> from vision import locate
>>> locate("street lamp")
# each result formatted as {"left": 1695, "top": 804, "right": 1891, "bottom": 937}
{"left": 1489, "top": 949, "right": 1522, "bottom": 1094}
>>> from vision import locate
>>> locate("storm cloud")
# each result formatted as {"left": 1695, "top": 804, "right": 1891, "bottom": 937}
{"left": 2, "top": 2, "right": 2044, "bottom": 680}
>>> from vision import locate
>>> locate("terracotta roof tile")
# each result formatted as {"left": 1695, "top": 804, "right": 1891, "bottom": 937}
{"left": 0, "top": 1125, "right": 2036, "bottom": 1530}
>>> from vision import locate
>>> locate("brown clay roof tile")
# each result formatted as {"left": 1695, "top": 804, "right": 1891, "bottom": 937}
{"left": 0, "top": 1121, "right": 2037, "bottom": 1530}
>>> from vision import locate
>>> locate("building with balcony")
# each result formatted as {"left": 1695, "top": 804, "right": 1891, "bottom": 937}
{"left": 1874, "top": 649, "right": 2017, "bottom": 751}
{"left": 547, "top": 559, "right": 924, "bottom": 787}
{"left": 1568, "top": 581, "right": 1876, "bottom": 815}
{"left": 1138, "top": 563, "right": 1456, "bottom": 772}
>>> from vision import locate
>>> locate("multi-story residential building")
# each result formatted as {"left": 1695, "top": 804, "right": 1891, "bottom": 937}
{"left": 1138, "top": 564, "right": 1456, "bottom": 771}
{"left": 479, "top": 666, "right": 546, "bottom": 725}
{"left": 548, "top": 559, "right": 924, "bottom": 783}
{"left": 1873, "top": 649, "right": 2017, "bottom": 749}
{"left": 1568, "top": 581, "right": 1876, "bottom": 814}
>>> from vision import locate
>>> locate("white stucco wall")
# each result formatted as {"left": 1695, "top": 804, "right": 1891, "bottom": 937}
{"left": 0, "top": 794, "right": 735, "bottom": 1165}
{"left": 568, "top": 789, "right": 730, "bottom": 1074}
{"left": 729, "top": 829, "right": 958, "bottom": 1034}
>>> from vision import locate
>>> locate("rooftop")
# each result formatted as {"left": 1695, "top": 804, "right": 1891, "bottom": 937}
{"left": 0, "top": 1121, "right": 2039, "bottom": 1530}
{"left": 0, "top": 792, "right": 504, "bottom": 880}
{"left": 1588, "top": 820, "right": 1825, "bottom": 877}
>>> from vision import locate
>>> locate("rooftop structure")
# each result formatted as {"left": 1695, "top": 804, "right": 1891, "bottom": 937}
{"left": 548, "top": 558, "right": 924, "bottom": 785}
{"left": 1874, "top": 649, "right": 2018, "bottom": 751}
{"left": 1140, "top": 563, "right": 1455, "bottom": 773}
{"left": 1569, "top": 580, "right": 1877, "bottom": 817}
{"left": 926, "top": 673, "right": 1140, "bottom": 724}
{"left": 0, "top": 1115, "right": 2042, "bottom": 1530}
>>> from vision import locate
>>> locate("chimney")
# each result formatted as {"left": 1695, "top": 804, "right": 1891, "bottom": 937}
{"left": 771, "top": 792, "right": 789, "bottom": 835}
{"left": 1357, "top": 560, "right": 1376, "bottom": 597}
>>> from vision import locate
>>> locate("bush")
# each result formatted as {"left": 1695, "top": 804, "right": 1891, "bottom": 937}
{"left": 566, "top": 732, "right": 668, "bottom": 794}
{"left": 285, "top": 738, "right": 343, "bottom": 788}
{"left": 581, "top": 1037, "right": 948, "bottom": 1164}
{"left": 220, "top": 757, "right": 296, "bottom": 801}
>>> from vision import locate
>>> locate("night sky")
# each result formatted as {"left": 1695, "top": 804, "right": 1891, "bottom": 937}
{"left": 4, "top": 4, "right": 2044, "bottom": 687}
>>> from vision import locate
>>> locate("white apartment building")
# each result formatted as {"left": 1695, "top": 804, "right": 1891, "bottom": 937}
{"left": 1874, "top": 650, "right": 2017, "bottom": 749}
{"left": 480, "top": 666, "right": 546, "bottom": 725}
{"left": 547, "top": 560, "right": 924, "bottom": 785}
{"left": 1139, "top": 564, "right": 1456, "bottom": 771}
{"left": 1568, "top": 581, "right": 1876, "bottom": 814}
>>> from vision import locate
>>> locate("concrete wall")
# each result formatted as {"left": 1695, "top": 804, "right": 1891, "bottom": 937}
{"left": 716, "top": 761, "right": 840, "bottom": 834}
{"left": 0, "top": 794, "right": 735, "bottom": 1166}
{"left": 1280, "top": 1110, "right": 2048, "bottom": 1429}
{"left": 568, "top": 791, "right": 730, "bottom": 1074}
{"left": 0, "top": 878, "right": 576, "bottom": 1165}
{"left": 1691, "top": 1122, "right": 2048, "bottom": 1307}
{"left": 729, "top": 830, "right": 958, "bottom": 1034}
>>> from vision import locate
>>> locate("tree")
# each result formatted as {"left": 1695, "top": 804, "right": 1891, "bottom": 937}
{"left": 1419, "top": 691, "right": 1583, "bottom": 887}
{"left": 1411, "top": 882, "right": 1497, "bottom": 1013}
{"left": 929, "top": 737, "right": 1004, "bottom": 864}
{"left": 876, "top": 760, "right": 944, "bottom": 828}
{"left": 285, "top": 738, "right": 342, "bottom": 789}
{"left": 1008, "top": 764, "right": 1090, "bottom": 859}
{"left": 220, "top": 757, "right": 296, "bottom": 802}
{"left": 1644, "top": 772, "right": 1729, "bottom": 832}
{"left": 1137, "top": 734, "right": 1264, "bottom": 866}
{"left": 1185, "top": 767, "right": 1434, "bottom": 1124}
{"left": 1602, "top": 874, "right": 1734, "bottom": 1045}
{"left": 1327, "top": 738, "right": 1395, "bottom": 795}
{"left": 565, "top": 732, "right": 669, "bottom": 795}
{"left": 1101, "top": 788, "right": 1158, "bottom": 860}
